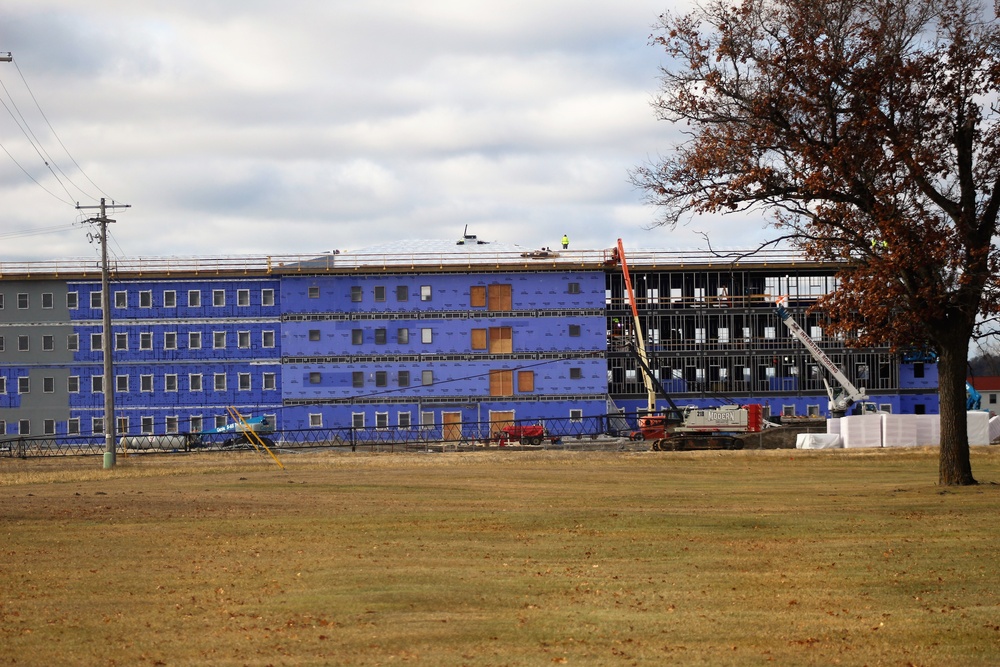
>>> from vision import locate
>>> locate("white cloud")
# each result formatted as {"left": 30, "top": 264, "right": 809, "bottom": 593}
{"left": 0, "top": 0, "right": 776, "bottom": 261}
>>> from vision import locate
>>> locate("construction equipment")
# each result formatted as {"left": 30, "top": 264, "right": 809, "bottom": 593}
{"left": 774, "top": 296, "right": 877, "bottom": 417}
{"left": 494, "top": 423, "right": 554, "bottom": 446}
{"left": 966, "top": 382, "right": 983, "bottom": 411}
{"left": 207, "top": 414, "right": 276, "bottom": 447}
{"left": 610, "top": 240, "right": 764, "bottom": 450}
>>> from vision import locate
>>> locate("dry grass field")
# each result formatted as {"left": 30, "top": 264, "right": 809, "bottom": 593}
{"left": 2, "top": 447, "right": 1000, "bottom": 666}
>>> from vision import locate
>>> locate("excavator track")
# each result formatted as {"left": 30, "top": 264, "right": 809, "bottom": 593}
{"left": 651, "top": 435, "right": 744, "bottom": 451}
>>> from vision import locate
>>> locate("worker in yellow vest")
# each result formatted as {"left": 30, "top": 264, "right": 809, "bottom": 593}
{"left": 561, "top": 234, "right": 569, "bottom": 249}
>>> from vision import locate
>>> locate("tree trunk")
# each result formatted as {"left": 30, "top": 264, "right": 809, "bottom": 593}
{"left": 937, "top": 339, "right": 977, "bottom": 486}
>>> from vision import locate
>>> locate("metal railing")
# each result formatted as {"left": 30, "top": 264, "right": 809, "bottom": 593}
{"left": 0, "top": 247, "right": 820, "bottom": 278}
{"left": 0, "top": 414, "right": 650, "bottom": 459}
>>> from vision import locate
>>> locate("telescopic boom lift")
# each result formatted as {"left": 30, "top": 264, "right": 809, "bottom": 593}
{"left": 774, "top": 296, "right": 871, "bottom": 417}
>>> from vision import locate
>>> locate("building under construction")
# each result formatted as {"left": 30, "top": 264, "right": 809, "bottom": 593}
{"left": 0, "top": 239, "right": 939, "bottom": 440}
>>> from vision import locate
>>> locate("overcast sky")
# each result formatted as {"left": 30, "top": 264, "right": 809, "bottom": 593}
{"left": 0, "top": 0, "right": 774, "bottom": 262}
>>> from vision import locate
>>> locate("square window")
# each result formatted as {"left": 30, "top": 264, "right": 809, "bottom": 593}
{"left": 310, "top": 371, "right": 323, "bottom": 385}
{"left": 214, "top": 416, "right": 227, "bottom": 429}
{"left": 91, "top": 333, "right": 102, "bottom": 350}
{"left": 91, "top": 291, "right": 103, "bottom": 309}
{"left": 140, "top": 332, "right": 152, "bottom": 350}
{"left": 262, "top": 373, "right": 276, "bottom": 391}
{"left": 189, "top": 332, "right": 202, "bottom": 349}
{"left": 308, "top": 286, "right": 320, "bottom": 299}
{"left": 422, "top": 370, "right": 433, "bottom": 386}
{"left": 44, "top": 419, "right": 56, "bottom": 435}
{"left": 189, "top": 374, "right": 203, "bottom": 391}
{"left": 214, "top": 373, "right": 226, "bottom": 391}
{"left": 164, "top": 332, "right": 177, "bottom": 350}
{"left": 67, "top": 292, "right": 79, "bottom": 309}
{"left": 398, "top": 370, "right": 410, "bottom": 387}
{"left": 116, "top": 375, "right": 129, "bottom": 392}
{"left": 43, "top": 376, "right": 54, "bottom": 393}
{"left": 237, "top": 289, "right": 250, "bottom": 307}
{"left": 238, "top": 331, "right": 251, "bottom": 348}
{"left": 67, "top": 333, "right": 79, "bottom": 351}
{"left": 309, "top": 329, "right": 321, "bottom": 342}
{"left": 190, "top": 416, "right": 203, "bottom": 432}
{"left": 92, "top": 417, "right": 105, "bottom": 435}
{"left": 213, "top": 289, "right": 225, "bottom": 307}
{"left": 352, "top": 413, "right": 364, "bottom": 429}
{"left": 42, "top": 335, "right": 54, "bottom": 351}
{"left": 188, "top": 290, "right": 201, "bottom": 307}
{"left": 352, "top": 371, "right": 363, "bottom": 388}
{"left": 568, "top": 282, "right": 581, "bottom": 294}
{"left": 68, "top": 418, "right": 80, "bottom": 435}
{"left": 376, "top": 412, "right": 388, "bottom": 429}
{"left": 420, "top": 285, "right": 432, "bottom": 301}
{"left": 570, "top": 409, "right": 583, "bottom": 422}
{"left": 17, "top": 293, "right": 29, "bottom": 309}
{"left": 421, "top": 328, "right": 432, "bottom": 344}
{"left": 141, "top": 375, "right": 153, "bottom": 392}
{"left": 142, "top": 416, "right": 154, "bottom": 434}
{"left": 115, "top": 291, "right": 127, "bottom": 308}
{"left": 42, "top": 293, "right": 54, "bottom": 309}
{"left": 568, "top": 324, "right": 581, "bottom": 337}
{"left": 115, "top": 333, "right": 128, "bottom": 351}
{"left": 374, "top": 286, "right": 386, "bottom": 302}
{"left": 352, "top": 329, "right": 363, "bottom": 345}
{"left": 238, "top": 373, "right": 251, "bottom": 391}
{"left": 375, "top": 371, "right": 387, "bottom": 387}
{"left": 396, "top": 285, "right": 409, "bottom": 302}
{"left": 213, "top": 331, "right": 226, "bottom": 349}
{"left": 139, "top": 291, "right": 152, "bottom": 308}
{"left": 351, "top": 286, "right": 363, "bottom": 303}
{"left": 570, "top": 367, "right": 583, "bottom": 379}
{"left": 163, "top": 290, "right": 176, "bottom": 308}
{"left": 165, "top": 416, "right": 179, "bottom": 434}
{"left": 309, "top": 413, "right": 323, "bottom": 428}
{"left": 398, "top": 411, "right": 411, "bottom": 428}
{"left": 375, "top": 328, "right": 387, "bottom": 345}
{"left": 18, "top": 335, "right": 29, "bottom": 352}
{"left": 397, "top": 328, "right": 409, "bottom": 344}
{"left": 262, "top": 289, "right": 275, "bottom": 306}
{"left": 18, "top": 420, "right": 29, "bottom": 435}
{"left": 67, "top": 376, "right": 79, "bottom": 393}
{"left": 92, "top": 376, "right": 104, "bottom": 393}
{"left": 262, "top": 330, "right": 275, "bottom": 348}
{"left": 165, "top": 374, "right": 178, "bottom": 392}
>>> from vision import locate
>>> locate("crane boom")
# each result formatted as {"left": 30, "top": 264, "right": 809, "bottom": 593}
{"left": 775, "top": 296, "right": 868, "bottom": 417}
{"left": 616, "top": 239, "right": 658, "bottom": 412}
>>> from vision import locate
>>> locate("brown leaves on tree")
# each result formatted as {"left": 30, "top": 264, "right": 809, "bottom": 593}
{"left": 633, "top": 0, "right": 1000, "bottom": 484}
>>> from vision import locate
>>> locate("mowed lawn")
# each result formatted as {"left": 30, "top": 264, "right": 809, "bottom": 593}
{"left": 2, "top": 447, "right": 1000, "bottom": 666}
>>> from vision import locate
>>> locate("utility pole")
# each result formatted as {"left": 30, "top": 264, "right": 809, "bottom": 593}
{"left": 78, "top": 198, "right": 130, "bottom": 469}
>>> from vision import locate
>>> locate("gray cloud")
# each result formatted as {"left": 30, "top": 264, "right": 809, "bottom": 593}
{"left": 0, "top": 0, "right": 775, "bottom": 262}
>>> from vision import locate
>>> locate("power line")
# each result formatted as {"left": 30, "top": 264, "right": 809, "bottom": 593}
{"left": 0, "top": 54, "right": 113, "bottom": 206}
{"left": 12, "top": 58, "right": 108, "bottom": 201}
{"left": 0, "top": 140, "right": 75, "bottom": 205}
{"left": 0, "top": 222, "right": 78, "bottom": 240}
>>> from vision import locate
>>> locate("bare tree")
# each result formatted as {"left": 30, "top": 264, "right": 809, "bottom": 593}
{"left": 632, "top": 0, "right": 1000, "bottom": 484}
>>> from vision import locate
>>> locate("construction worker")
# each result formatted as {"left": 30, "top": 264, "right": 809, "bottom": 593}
{"left": 561, "top": 234, "right": 569, "bottom": 249}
